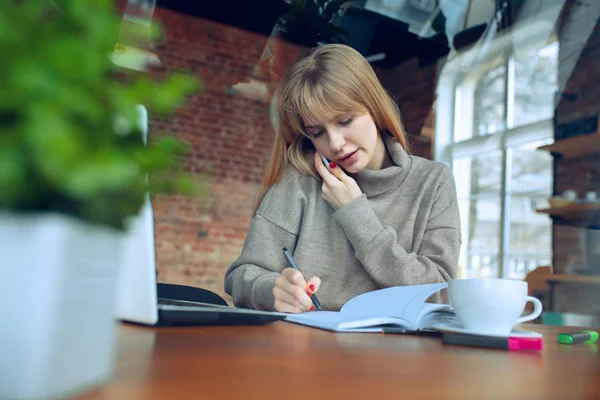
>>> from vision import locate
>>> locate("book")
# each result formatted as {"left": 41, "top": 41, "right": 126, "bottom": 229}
{"left": 284, "top": 282, "right": 458, "bottom": 333}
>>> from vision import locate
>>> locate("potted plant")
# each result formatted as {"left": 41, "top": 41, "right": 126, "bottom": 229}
{"left": 0, "top": 1, "right": 201, "bottom": 399}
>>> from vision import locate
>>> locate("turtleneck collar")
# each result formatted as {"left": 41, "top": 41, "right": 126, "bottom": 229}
{"left": 349, "top": 132, "right": 412, "bottom": 197}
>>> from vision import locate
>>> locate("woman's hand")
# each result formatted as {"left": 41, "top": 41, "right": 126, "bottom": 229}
{"left": 314, "top": 151, "right": 362, "bottom": 210}
{"left": 273, "top": 268, "right": 321, "bottom": 313}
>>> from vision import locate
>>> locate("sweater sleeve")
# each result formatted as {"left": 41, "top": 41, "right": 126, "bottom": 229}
{"left": 332, "top": 166, "right": 461, "bottom": 300}
{"left": 224, "top": 168, "right": 306, "bottom": 310}
{"left": 223, "top": 215, "right": 297, "bottom": 310}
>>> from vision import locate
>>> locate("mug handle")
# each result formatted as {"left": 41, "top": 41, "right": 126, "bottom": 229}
{"left": 516, "top": 296, "right": 543, "bottom": 324}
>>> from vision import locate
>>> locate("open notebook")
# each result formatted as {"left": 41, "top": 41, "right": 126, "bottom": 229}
{"left": 284, "top": 283, "right": 458, "bottom": 333}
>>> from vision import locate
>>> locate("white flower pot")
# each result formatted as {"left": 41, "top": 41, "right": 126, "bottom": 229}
{"left": 0, "top": 212, "right": 124, "bottom": 400}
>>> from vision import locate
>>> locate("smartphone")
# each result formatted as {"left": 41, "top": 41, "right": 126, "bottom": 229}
{"left": 319, "top": 153, "right": 333, "bottom": 173}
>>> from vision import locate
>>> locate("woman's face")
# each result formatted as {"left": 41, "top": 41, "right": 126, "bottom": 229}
{"left": 304, "top": 112, "right": 387, "bottom": 173}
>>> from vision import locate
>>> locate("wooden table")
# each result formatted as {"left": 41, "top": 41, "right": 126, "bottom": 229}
{"left": 546, "top": 274, "right": 600, "bottom": 311}
{"left": 82, "top": 322, "right": 599, "bottom": 400}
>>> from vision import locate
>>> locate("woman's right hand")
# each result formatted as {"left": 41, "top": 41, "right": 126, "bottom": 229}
{"left": 273, "top": 268, "right": 321, "bottom": 313}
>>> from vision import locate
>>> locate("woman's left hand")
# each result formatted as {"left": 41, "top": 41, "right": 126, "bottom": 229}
{"left": 314, "top": 151, "right": 362, "bottom": 210}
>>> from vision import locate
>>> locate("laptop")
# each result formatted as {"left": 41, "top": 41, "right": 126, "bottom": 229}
{"left": 113, "top": 197, "right": 287, "bottom": 326}
{"left": 113, "top": 106, "right": 286, "bottom": 326}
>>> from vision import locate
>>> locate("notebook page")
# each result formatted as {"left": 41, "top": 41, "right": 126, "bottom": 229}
{"left": 417, "top": 309, "right": 459, "bottom": 329}
{"left": 341, "top": 283, "right": 448, "bottom": 326}
{"left": 284, "top": 311, "right": 351, "bottom": 331}
{"left": 283, "top": 283, "right": 449, "bottom": 332}
{"left": 285, "top": 313, "right": 410, "bottom": 332}
{"left": 338, "top": 316, "right": 411, "bottom": 330}
{"left": 414, "top": 302, "right": 453, "bottom": 323}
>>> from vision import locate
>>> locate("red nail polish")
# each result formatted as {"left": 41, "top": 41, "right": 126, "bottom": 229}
{"left": 310, "top": 305, "right": 316, "bottom": 311}
{"left": 308, "top": 284, "right": 316, "bottom": 292}
{"left": 329, "top": 162, "right": 336, "bottom": 169}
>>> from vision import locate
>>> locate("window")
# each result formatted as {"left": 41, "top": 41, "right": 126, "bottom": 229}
{"left": 436, "top": 35, "right": 558, "bottom": 280}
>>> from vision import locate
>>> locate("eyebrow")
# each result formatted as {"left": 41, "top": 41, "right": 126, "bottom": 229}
{"left": 304, "top": 123, "right": 321, "bottom": 130}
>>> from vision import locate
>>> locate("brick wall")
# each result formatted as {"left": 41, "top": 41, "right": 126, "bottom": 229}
{"left": 377, "top": 58, "right": 437, "bottom": 159}
{"left": 146, "top": 8, "right": 304, "bottom": 302}
{"left": 139, "top": 7, "right": 435, "bottom": 303}
{"left": 552, "top": 15, "right": 600, "bottom": 313}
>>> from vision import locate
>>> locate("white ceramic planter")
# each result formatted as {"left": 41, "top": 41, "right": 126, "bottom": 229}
{"left": 0, "top": 212, "right": 123, "bottom": 400}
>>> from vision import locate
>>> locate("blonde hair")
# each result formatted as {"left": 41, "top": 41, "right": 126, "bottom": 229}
{"left": 255, "top": 43, "right": 409, "bottom": 212}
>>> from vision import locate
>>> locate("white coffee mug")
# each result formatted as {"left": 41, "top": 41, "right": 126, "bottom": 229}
{"left": 448, "top": 278, "right": 543, "bottom": 336}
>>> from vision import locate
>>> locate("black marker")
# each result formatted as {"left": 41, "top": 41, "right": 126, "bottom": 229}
{"left": 282, "top": 248, "right": 322, "bottom": 311}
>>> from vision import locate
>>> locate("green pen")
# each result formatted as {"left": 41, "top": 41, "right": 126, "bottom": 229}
{"left": 557, "top": 330, "right": 599, "bottom": 345}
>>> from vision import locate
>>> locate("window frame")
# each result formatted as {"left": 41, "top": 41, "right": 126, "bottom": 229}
{"left": 435, "top": 22, "right": 558, "bottom": 279}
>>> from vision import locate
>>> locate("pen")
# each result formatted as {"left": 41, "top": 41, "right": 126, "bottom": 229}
{"left": 557, "top": 330, "right": 599, "bottom": 345}
{"left": 442, "top": 333, "right": 543, "bottom": 351}
{"left": 282, "top": 247, "right": 322, "bottom": 311}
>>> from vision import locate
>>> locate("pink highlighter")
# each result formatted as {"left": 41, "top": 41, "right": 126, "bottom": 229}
{"left": 442, "top": 333, "right": 543, "bottom": 351}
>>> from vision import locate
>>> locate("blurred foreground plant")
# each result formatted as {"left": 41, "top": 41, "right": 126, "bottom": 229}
{"left": 0, "top": 0, "right": 203, "bottom": 230}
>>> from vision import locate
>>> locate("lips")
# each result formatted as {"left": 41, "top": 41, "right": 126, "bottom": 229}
{"left": 337, "top": 150, "right": 357, "bottom": 162}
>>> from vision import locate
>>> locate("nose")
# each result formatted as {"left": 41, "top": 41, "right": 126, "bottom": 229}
{"left": 327, "top": 128, "right": 346, "bottom": 153}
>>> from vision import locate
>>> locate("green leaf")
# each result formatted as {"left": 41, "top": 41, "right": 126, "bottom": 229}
{"left": 0, "top": 147, "right": 27, "bottom": 206}
{"left": 1, "top": 1, "right": 205, "bottom": 230}
{"left": 65, "top": 153, "right": 139, "bottom": 198}
{"left": 24, "top": 104, "right": 83, "bottom": 183}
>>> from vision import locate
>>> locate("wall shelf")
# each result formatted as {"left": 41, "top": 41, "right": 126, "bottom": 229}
{"left": 547, "top": 274, "right": 600, "bottom": 284}
{"left": 537, "top": 134, "right": 600, "bottom": 158}
{"left": 536, "top": 203, "right": 600, "bottom": 229}
{"left": 546, "top": 274, "right": 600, "bottom": 311}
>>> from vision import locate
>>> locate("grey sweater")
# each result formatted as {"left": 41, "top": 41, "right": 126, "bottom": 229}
{"left": 224, "top": 134, "right": 461, "bottom": 311}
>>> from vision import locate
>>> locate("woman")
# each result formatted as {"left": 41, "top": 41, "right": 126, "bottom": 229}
{"left": 224, "top": 43, "right": 461, "bottom": 313}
